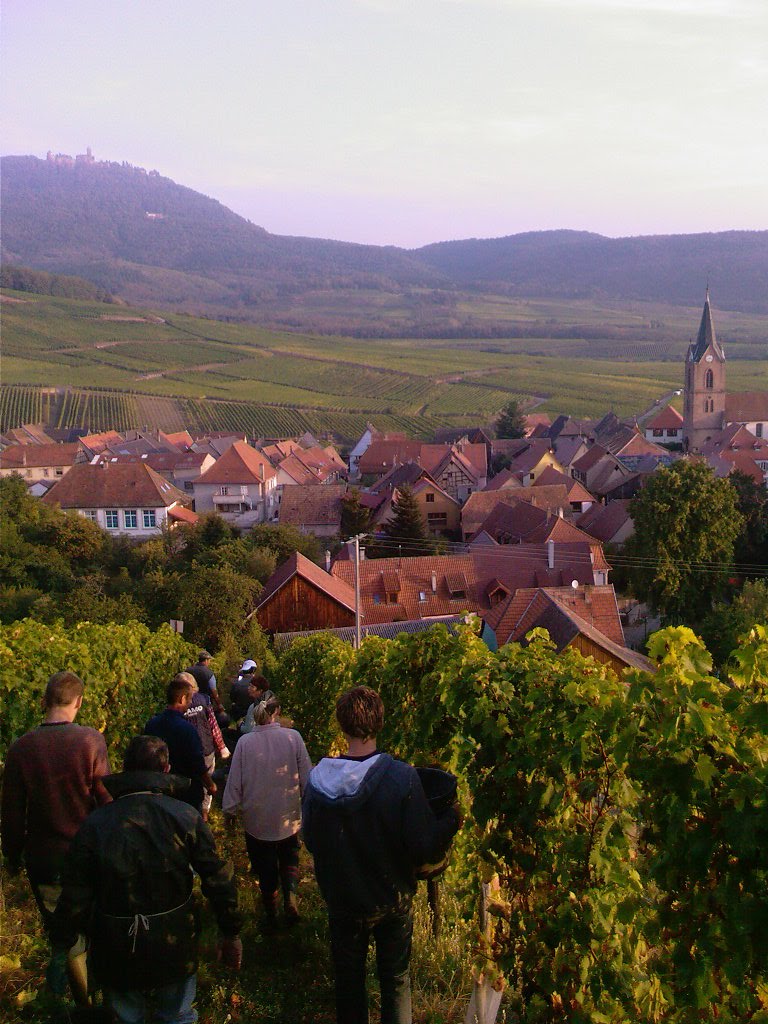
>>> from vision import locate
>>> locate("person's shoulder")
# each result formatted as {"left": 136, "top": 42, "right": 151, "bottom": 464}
{"left": 74, "top": 724, "right": 107, "bottom": 746}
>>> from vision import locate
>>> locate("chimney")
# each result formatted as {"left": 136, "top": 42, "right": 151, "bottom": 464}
{"left": 258, "top": 462, "right": 264, "bottom": 481}
{"left": 325, "top": 550, "right": 331, "bottom": 572}
{"left": 547, "top": 538, "right": 555, "bottom": 569}
{"left": 431, "top": 571, "right": 437, "bottom": 593}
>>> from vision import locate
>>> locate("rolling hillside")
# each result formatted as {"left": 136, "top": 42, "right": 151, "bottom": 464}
{"left": 2, "top": 154, "right": 767, "bottom": 333}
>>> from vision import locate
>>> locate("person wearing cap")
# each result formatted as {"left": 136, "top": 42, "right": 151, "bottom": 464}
{"left": 302, "top": 686, "right": 460, "bottom": 1024}
{"left": 229, "top": 660, "right": 258, "bottom": 721}
{"left": 50, "top": 735, "right": 242, "bottom": 1024}
{"left": 186, "top": 651, "right": 224, "bottom": 716}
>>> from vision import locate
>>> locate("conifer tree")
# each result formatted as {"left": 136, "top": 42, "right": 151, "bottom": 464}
{"left": 495, "top": 399, "right": 526, "bottom": 439}
{"left": 340, "top": 487, "right": 372, "bottom": 540}
{"left": 380, "top": 484, "right": 433, "bottom": 556}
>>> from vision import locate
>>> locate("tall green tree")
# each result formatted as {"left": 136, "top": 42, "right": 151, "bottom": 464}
{"left": 378, "top": 484, "right": 433, "bottom": 557}
{"left": 730, "top": 468, "right": 768, "bottom": 573}
{"left": 340, "top": 487, "right": 372, "bottom": 540}
{"left": 624, "top": 460, "right": 743, "bottom": 622}
{"left": 495, "top": 398, "right": 526, "bottom": 439}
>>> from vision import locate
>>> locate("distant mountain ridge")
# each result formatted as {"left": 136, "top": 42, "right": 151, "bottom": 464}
{"left": 2, "top": 154, "right": 767, "bottom": 324}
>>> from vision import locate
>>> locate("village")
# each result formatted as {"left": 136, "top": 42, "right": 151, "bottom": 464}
{"left": 2, "top": 295, "right": 766, "bottom": 676}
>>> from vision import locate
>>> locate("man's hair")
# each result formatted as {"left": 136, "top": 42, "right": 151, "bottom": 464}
{"left": 167, "top": 674, "right": 196, "bottom": 705}
{"left": 124, "top": 735, "right": 169, "bottom": 773}
{"left": 45, "top": 671, "right": 84, "bottom": 708}
{"left": 254, "top": 695, "right": 281, "bottom": 727}
{"left": 335, "top": 686, "right": 384, "bottom": 739}
{"left": 248, "top": 674, "right": 269, "bottom": 692}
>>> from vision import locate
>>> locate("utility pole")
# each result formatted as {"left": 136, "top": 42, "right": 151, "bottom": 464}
{"left": 353, "top": 534, "right": 362, "bottom": 649}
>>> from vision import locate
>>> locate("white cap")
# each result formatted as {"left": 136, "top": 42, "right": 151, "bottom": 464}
{"left": 241, "top": 659, "right": 257, "bottom": 672}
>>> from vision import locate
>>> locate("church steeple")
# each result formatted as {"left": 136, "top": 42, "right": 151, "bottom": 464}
{"left": 689, "top": 288, "right": 725, "bottom": 363}
{"left": 683, "top": 289, "right": 726, "bottom": 452}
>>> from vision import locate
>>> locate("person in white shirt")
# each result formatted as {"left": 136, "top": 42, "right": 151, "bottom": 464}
{"left": 222, "top": 695, "right": 311, "bottom": 931}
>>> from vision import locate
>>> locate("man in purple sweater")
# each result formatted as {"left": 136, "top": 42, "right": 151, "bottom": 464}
{"left": 1, "top": 670, "right": 111, "bottom": 1006}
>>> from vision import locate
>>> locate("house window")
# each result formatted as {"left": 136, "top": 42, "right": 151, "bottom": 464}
{"left": 184, "top": 481, "right": 194, "bottom": 491}
{"left": 105, "top": 510, "right": 119, "bottom": 529}
{"left": 142, "top": 509, "right": 157, "bottom": 528}
{"left": 427, "top": 512, "right": 448, "bottom": 527}
{"left": 220, "top": 486, "right": 229, "bottom": 496}
{"left": 425, "top": 492, "right": 435, "bottom": 503}
{"left": 124, "top": 509, "right": 137, "bottom": 529}
{"left": 705, "top": 369, "right": 714, "bottom": 389}
{"left": 55, "top": 469, "right": 64, "bottom": 477}
{"left": 668, "top": 428, "right": 679, "bottom": 437}
{"left": 653, "top": 428, "right": 664, "bottom": 437}
{"left": 84, "top": 510, "right": 98, "bottom": 522}
{"left": 757, "top": 423, "right": 764, "bottom": 438}
{"left": 43, "top": 469, "right": 49, "bottom": 477}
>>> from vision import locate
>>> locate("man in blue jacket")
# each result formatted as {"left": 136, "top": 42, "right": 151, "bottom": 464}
{"left": 302, "top": 686, "right": 459, "bottom": 1024}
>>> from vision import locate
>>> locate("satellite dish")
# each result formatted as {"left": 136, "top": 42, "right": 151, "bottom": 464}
{"left": 571, "top": 579, "right": 579, "bottom": 589}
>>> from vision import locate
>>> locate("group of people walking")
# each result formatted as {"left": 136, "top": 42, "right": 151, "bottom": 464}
{"left": 2, "top": 657, "right": 460, "bottom": 1024}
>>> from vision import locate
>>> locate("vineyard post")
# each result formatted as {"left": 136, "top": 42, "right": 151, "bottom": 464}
{"left": 464, "top": 877, "right": 503, "bottom": 1024}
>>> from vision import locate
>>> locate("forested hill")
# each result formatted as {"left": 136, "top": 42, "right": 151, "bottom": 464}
{"left": 2, "top": 154, "right": 768, "bottom": 324}
{"left": 415, "top": 230, "right": 768, "bottom": 313}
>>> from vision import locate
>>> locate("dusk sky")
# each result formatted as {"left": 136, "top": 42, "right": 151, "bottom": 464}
{"left": 2, "top": 0, "right": 767, "bottom": 247}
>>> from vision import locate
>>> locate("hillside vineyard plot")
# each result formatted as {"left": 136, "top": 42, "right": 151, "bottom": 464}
{"left": 2, "top": 291, "right": 767, "bottom": 432}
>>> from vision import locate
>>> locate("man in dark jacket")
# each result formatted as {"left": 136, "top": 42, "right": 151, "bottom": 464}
{"left": 51, "top": 735, "right": 242, "bottom": 1024}
{"left": 302, "top": 686, "right": 459, "bottom": 1024}
{"left": 145, "top": 675, "right": 216, "bottom": 814}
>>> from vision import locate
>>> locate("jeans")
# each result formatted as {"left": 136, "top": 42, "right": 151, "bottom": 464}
{"left": 328, "top": 899, "right": 413, "bottom": 1024}
{"left": 106, "top": 975, "right": 197, "bottom": 1024}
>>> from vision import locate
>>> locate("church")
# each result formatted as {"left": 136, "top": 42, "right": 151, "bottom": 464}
{"left": 682, "top": 291, "right": 768, "bottom": 453}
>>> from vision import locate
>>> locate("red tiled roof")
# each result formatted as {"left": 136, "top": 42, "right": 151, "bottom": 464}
{"left": 490, "top": 585, "right": 626, "bottom": 649}
{"left": 278, "top": 484, "right": 347, "bottom": 528}
{"left": 577, "top": 500, "right": 633, "bottom": 543}
{"left": 41, "top": 462, "right": 189, "bottom": 509}
{"left": 462, "top": 487, "right": 569, "bottom": 537}
{"left": 726, "top": 392, "right": 768, "bottom": 423}
{"left": 573, "top": 444, "right": 609, "bottom": 472}
{"left": 646, "top": 405, "right": 683, "bottom": 430}
{"left": 160, "top": 430, "right": 195, "bottom": 450}
{"left": 330, "top": 544, "right": 605, "bottom": 625}
{"left": 167, "top": 505, "right": 199, "bottom": 525}
{"left": 6, "top": 424, "right": 56, "bottom": 445}
{"left": 719, "top": 450, "right": 768, "bottom": 485}
{"left": 534, "top": 466, "right": 594, "bottom": 503}
{"left": 278, "top": 453, "right": 322, "bottom": 485}
{"left": 1, "top": 442, "right": 83, "bottom": 470}
{"left": 78, "top": 430, "right": 124, "bottom": 454}
{"left": 256, "top": 551, "right": 356, "bottom": 613}
{"left": 196, "top": 441, "right": 276, "bottom": 485}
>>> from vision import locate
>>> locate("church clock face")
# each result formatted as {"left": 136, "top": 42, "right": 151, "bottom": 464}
{"left": 705, "top": 355, "right": 713, "bottom": 362}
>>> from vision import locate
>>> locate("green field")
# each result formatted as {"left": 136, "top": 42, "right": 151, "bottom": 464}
{"left": 2, "top": 290, "right": 766, "bottom": 439}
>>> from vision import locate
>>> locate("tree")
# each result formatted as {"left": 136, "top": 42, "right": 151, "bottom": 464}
{"left": 340, "top": 487, "right": 371, "bottom": 540}
{"left": 495, "top": 399, "right": 526, "bottom": 439}
{"left": 377, "top": 485, "right": 433, "bottom": 557}
{"left": 730, "top": 469, "right": 768, "bottom": 573}
{"left": 623, "top": 461, "right": 743, "bottom": 622}
{"left": 700, "top": 579, "right": 768, "bottom": 668}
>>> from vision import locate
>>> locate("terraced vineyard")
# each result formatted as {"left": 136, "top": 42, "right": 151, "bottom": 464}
{"left": 2, "top": 290, "right": 766, "bottom": 438}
